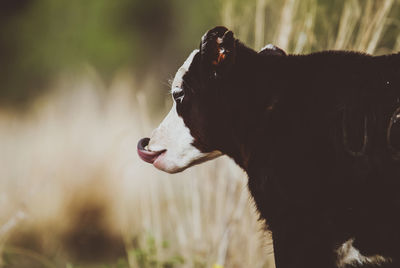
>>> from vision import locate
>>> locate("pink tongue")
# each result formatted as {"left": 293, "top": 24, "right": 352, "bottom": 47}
{"left": 137, "top": 138, "right": 164, "bottom": 164}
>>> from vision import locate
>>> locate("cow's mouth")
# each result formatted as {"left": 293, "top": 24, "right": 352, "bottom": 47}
{"left": 137, "top": 138, "right": 166, "bottom": 164}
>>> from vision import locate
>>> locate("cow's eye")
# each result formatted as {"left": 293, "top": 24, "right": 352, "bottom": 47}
{"left": 173, "top": 90, "right": 185, "bottom": 103}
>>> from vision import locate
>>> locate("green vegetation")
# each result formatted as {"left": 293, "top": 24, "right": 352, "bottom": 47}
{"left": 1, "top": 0, "right": 399, "bottom": 106}
{"left": 128, "top": 235, "right": 185, "bottom": 268}
{"left": 0, "top": 0, "right": 221, "bottom": 105}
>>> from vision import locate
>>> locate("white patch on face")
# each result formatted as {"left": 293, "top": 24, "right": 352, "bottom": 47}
{"left": 171, "top": 49, "right": 199, "bottom": 90}
{"left": 148, "top": 50, "right": 222, "bottom": 173}
{"left": 336, "top": 239, "right": 391, "bottom": 268}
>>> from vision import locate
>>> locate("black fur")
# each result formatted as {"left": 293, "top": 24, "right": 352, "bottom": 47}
{"left": 177, "top": 26, "right": 400, "bottom": 268}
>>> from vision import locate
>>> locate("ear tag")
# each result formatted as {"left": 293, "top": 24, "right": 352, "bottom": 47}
{"left": 217, "top": 49, "right": 226, "bottom": 63}
{"left": 213, "top": 38, "right": 227, "bottom": 65}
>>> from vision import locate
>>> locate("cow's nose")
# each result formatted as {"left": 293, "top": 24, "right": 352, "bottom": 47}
{"left": 137, "top": 138, "right": 166, "bottom": 164}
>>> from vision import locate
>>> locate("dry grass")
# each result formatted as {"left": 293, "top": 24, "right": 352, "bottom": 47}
{"left": 221, "top": 0, "right": 399, "bottom": 53}
{"left": 0, "top": 68, "right": 273, "bottom": 267}
{"left": 1, "top": 0, "right": 399, "bottom": 267}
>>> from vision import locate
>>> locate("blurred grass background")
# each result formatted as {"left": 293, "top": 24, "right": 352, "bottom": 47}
{"left": 0, "top": 0, "right": 399, "bottom": 267}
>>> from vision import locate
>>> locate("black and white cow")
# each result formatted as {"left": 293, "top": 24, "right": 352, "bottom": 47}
{"left": 137, "top": 26, "right": 400, "bottom": 268}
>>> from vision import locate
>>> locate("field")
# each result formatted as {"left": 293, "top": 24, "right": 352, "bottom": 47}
{"left": 0, "top": 73, "right": 273, "bottom": 267}
{"left": 0, "top": 0, "right": 399, "bottom": 267}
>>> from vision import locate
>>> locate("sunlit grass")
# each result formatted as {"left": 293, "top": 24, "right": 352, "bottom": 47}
{"left": 0, "top": 69, "right": 273, "bottom": 267}
{"left": 221, "top": 0, "right": 399, "bottom": 54}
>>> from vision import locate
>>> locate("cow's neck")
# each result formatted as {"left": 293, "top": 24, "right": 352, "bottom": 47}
{"left": 220, "top": 53, "right": 284, "bottom": 172}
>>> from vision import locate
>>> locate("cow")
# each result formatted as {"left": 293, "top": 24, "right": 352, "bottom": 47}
{"left": 137, "top": 26, "right": 400, "bottom": 268}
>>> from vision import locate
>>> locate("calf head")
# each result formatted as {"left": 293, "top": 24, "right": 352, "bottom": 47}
{"left": 137, "top": 26, "right": 243, "bottom": 173}
{"left": 137, "top": 26, "right": 285, "bottom": 173}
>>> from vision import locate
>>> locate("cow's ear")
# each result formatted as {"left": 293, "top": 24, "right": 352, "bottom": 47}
{"left": 200, "top": 26, "right": 236, "bottom": 76}
{"left": 259, "top": 44, "right": 286, "bottom": 56}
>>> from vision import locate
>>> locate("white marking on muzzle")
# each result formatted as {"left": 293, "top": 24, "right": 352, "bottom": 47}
{"left": 148, "top": 50, "right": 222, "bottom": 173}
{"left": 148, "top": 102, "right": 221, "bottom": 173}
